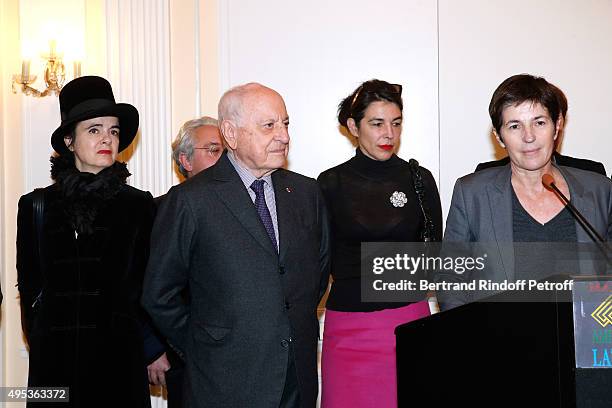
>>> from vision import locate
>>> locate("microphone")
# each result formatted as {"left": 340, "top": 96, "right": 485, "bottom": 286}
{"left": 543, "top": 173, "right": 610, "bottom": 269}
{"left": 541, "top": 174, "right": 556, "bottom": 191}
{"left": 542, "top": 173, "right": 605, "bottom": 242}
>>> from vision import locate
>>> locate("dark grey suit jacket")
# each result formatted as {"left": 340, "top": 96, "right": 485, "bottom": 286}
{"left": 439, "top": 165, "right": 612, "bottom": 310}
{"left": 142, "top": 153, "right": 330, "bottom": 408}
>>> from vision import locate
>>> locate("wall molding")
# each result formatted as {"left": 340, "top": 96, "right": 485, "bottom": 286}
{"left": 105, "top": 0, "right": 173, "bottom": 196}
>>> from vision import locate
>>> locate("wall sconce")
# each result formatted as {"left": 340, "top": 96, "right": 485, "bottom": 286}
{"left": 12, "top": 40, "right": 81, "bottom": 97}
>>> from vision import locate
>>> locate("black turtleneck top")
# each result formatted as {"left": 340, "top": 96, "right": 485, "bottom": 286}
{"left": 317, "top": 148, "right": 443, "bottom": 312}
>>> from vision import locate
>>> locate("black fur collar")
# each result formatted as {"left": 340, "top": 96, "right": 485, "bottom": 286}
{"left": 50, "top": 153, "right": 131, "bottom": 235}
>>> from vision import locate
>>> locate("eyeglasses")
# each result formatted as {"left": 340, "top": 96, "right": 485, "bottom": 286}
{"left": 350, "top": 83, "right": 402, "bottom": 110}
{"left": 193, "top": 144, "right": 223, "bottom": 157}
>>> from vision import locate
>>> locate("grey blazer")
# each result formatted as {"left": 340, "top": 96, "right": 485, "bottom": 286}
{"left": 142, "top": 153, "right": 330, "bottom": 408}
{"left": 439, "top": 165, "right": 612, "bottom": 310}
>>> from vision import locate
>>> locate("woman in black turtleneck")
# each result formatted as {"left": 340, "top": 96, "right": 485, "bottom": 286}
{"left": 317, "top": 79, "right": 442, "bottom": 408}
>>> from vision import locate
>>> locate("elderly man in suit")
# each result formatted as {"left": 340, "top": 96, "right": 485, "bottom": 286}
{"left": 143, "top": 82, "right": 330, "bottom": 408}
{"left": 438, "top": 74, "right": 612, "bottom": 311}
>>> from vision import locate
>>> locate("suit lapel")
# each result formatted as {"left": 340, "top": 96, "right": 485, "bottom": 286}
{"left": 272, "top": 170, "right": 295, "bottom": 262}
{"left": 486, "top": 166, "right": 514, "bottom": 281}
{"left": 210, "top": 154, "right": 278, "bottom": 257}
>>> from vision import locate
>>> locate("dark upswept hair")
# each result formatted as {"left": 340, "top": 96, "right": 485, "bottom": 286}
{"left": 338, "top": 79, "right": 403, "bottom": 129}
{"left": 489, "top": 74, "right": 562, "bottom": 134}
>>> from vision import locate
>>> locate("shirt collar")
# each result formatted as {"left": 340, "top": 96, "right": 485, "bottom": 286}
{"left": 226, "top": 150, "right": 274, "bottom": 190}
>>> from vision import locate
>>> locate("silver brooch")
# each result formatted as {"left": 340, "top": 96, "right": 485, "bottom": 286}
{"left": 390, "top": 191, "right": 408, "bottom": 207}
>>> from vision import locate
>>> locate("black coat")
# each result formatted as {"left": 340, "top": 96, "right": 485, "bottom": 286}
{"left": 475, "top": 152, "right": 607, "bottom": 176}
{"left": 17, "top": 183, "right": 154, "bottom": 408}
{"left": 142, "top": 153, "right": 331, "bottom": 408}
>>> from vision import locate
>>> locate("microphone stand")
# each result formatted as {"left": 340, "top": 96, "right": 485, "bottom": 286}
{"left": 543, "top": 175, "right": 611, "bottom": 269}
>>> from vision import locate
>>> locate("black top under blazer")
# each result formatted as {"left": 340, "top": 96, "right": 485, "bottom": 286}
{"left": 439, "top": 165, "right": 612, "bottom": 310}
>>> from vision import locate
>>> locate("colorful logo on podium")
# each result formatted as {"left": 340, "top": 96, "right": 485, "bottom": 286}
{"left": 591, "top": 294, "right": 612, "bottom": 327}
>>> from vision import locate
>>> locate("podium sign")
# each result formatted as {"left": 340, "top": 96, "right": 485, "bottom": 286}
{"left": 572, "top": 277, "right": 612, "bottom": 368}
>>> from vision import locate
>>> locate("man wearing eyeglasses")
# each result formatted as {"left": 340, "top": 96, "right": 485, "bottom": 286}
{"left": 172, "top": 116, "right": 225, "bottom": 179}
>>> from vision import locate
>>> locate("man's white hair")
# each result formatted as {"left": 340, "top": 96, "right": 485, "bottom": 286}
{"left": 218, "top": 82, "right": 271, "bottom": 128}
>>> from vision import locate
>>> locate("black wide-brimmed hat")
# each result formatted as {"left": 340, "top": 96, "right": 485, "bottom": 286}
{"left": 51, "top": 76, "right": 139, "bottom": 155}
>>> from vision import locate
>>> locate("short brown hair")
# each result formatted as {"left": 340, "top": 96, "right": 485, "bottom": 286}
{"left": 489, "top": 74, "right": 561, "bottom": 134}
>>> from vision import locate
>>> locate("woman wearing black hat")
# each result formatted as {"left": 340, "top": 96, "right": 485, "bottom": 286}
{"left": 17, "top": 76, "right": 154, "bottom": 407}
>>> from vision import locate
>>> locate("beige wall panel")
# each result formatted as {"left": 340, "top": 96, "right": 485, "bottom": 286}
{"left": 2, "top": 0, "right": 26, "bottom": 402}
{"left": 170, "top": 0, "right": 198, "bottom": 139}
{"left": 438, "top": 0, "right": 612, "bottom": 218}
{"left": 199, "top": 0, "right": 219, "bottom": 118}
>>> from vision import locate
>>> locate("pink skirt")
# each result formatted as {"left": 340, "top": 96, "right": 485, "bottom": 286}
{"left": 321, "top": 302, "right": 430, "bottom": 408}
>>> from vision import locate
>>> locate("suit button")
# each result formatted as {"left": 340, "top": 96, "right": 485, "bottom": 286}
{"left": 285, "top": 301, "right": 291, "bottom": 310}
{"left": 279, "top": 266, "right": 285, "bottom": 275}
{"left": 281, "top": 339, "right": 289, "bottom": 348}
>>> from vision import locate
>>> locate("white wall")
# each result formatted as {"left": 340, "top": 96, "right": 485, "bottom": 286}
{"left": 219, "top": 0, "right": 612, "bottom": 217}
{"left": 438, "top": 0, "right": 612, "bottom": 216}
{"left": 2, "top": 0, "right": 612, "bottom": 403}
{"left": 105, "top": 0, "right": 174, "bottom": 196}
{"left": 220, "top": 0, "right": 440, "bottom": 181}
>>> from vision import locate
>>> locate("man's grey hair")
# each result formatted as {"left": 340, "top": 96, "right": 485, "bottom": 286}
{"left": 171, "top": 116, "right": 219, "bottom": 178}
{"left": 218, "top": 82, "right": 268, "bottom": 128}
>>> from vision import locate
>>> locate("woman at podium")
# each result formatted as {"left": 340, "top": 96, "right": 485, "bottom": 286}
{"left": 440, "top": 74, "right": 612, "bottom": 311}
